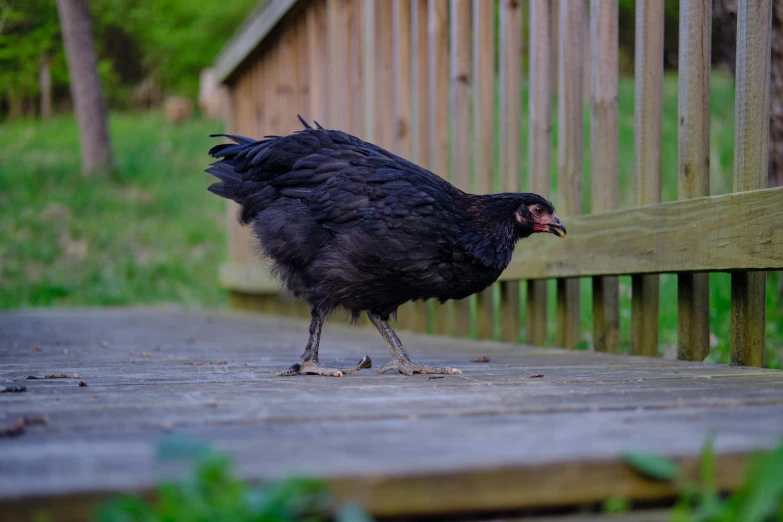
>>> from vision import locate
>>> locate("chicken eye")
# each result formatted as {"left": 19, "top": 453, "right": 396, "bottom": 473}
{"left": 534, "top": 205, "right": 544, "bottom": 216}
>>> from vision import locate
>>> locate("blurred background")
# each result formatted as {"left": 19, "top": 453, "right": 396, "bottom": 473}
{"left": 0, "top": 0, "right": 780, "bottom": 366}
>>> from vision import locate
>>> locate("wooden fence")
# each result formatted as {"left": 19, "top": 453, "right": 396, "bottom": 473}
{"left": 214, "top": 0, "right": 781, "bottom": 367}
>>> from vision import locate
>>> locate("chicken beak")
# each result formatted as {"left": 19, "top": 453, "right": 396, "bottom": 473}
{"left": 548, "top": 223, "right": 567, "bottom": 238}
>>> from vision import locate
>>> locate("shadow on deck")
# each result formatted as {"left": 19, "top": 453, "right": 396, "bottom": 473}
{"left": 1, "top": 308, "right": 782, "bottom": 521}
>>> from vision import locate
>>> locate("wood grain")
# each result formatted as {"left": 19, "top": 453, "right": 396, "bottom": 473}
{"left": 556, "top": 0, "right": 583, "bottom": 349}
{"left": 631, "top": 0, "right": 663, "bottom": 357}
{"left": 450, "top": 0, "right": 472, "bottom": 338}
{"left": 392, "top": 0, "right": 412, "bottom": 159}
{"left": 327, "top": 0, "right": 350, "bottom": 129}
{"left": 391, "top": 0, "right": 417, "bottom": 332}
{"left": 1, "top": 309, "right": 782, "bottom": 521}
{"left": 306, "top": 0, "right": 328, "bottom": 123}
{"left": 731, "top": 0, "right": 772, "bottom": 367}
{"left": 428, "top": 0, "right": 450, "bottom": 336}
{"left": 526, "top": 0, "right": 552, "bottom": 346}
{"left": 500, "top": 187, "right": 783, "bottom": 280}
{"left": 405, "top": 0, "right": 432, "bottom": 333}
{"left": 374, "top": 0, "right": 394, "bottom": 149}
{"left": 589, "top": 0, "right": 619, "bottom": 353}
{"left": 677, "top": 0, "right": 711, "bottom": 362}
{"left": 499, "top": 0, "right": 523, "bottom": 343}
{"left": 473, "top": 0, "right": 496, "bottom": 339}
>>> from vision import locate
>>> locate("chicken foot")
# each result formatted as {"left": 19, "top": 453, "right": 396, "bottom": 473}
{"left": 368, "top": 313, "right": 462, "bottom": 375}
{"left": 276, "top": 314, "right": 372, "bottom": 377}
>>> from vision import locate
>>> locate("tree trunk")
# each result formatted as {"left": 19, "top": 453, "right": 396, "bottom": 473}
{"left": 7, "top": 87, "right": 24, "bottom": 120}
{"left": 56, "top": 0, "right": 113, "bottom": 175}
{"left": 713, "top": 0, "right": 781, "bottom": 188}
{"left": 39, "top": 56, "right": 52, "bottom": 120}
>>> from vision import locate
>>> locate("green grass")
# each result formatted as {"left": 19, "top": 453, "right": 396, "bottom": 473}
{"left": 0, "top": 113, "right": 227, "bottom": 308}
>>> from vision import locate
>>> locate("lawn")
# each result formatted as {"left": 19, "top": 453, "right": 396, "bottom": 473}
{"left": 0, "top": 71, "right": 780, "bottom": 367}
{"left": 0, "top": 113, "right": 227, "bottom": 308}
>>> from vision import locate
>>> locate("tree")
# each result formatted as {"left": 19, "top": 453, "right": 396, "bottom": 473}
{"left": 56, "top": 0, "right": 113, "bottom": 175}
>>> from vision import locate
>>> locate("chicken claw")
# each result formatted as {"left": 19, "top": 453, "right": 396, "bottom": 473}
{"left": 375, "top": 360, "right": 462, "bottom": 376}
{"left": 368, "top": 312, "right": 462, "bottom": 376}
{"left": 276, "top": 355, "right": 372, "bottom": 377}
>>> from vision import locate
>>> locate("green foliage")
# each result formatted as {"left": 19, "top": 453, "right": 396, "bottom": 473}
{"left": 622, "top": 437, "right": 783, "bottom": 522}
{"left": 0, "top": 0, "right": 65, "bottom": 101}
{"left": 0, "top": 113, "right": 227, "bottom": 307}
{"left": 97, "top": 439, "right": 372, "bottom": 522}
{"left": 0, "top": 0, "right": 256, "bottom": 113}
{"left": 622, "top": 452, "right": 680, "bottom": 482}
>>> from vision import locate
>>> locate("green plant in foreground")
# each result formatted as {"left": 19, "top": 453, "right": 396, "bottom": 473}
{"left": 96, "top": 438, "right": 371, "bottom": 522}
{"left": 622, "top": 437, "right": 783, "bottom": 522}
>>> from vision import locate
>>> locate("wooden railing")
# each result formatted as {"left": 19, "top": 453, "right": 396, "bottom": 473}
{"left": 214, "top": 0, "right": 781, "bottom": 366}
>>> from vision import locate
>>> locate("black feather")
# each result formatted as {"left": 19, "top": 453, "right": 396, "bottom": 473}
{"left": 204, "top": 117, "right": 557, "bottom": 320}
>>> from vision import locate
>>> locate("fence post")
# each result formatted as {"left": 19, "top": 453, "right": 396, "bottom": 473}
{"left": 589, "top": 0, "right": 620, "bottom": 353}
{"left": 428, "top": 0, "right": 450, "bottom": 335}
{"left": 631, "top": 0, "right": 663, "bottom": 357}
{"left": 472, "top": 0, "right": 497, "bottom": 339}
{"left": 450, "top": 0, "right": 473, "bottom": 338}
{"left": 327, "top": 0, "right": 350, "bottom": 130}
{"left": 731, "top": 0, "right": 772, "bottom": 367}
{"left": 556, "top": 0, "right": 583, "bottom": 349}
{"left": 499, "top": 0, "right": 523, "bottom": 343}
{"left": 677, "top": 0, "right": 711, "bottom": 361}
{"left": 526, "top": 0, "right": 552, "bottom": 346}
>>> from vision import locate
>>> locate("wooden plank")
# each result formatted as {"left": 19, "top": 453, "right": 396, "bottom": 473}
{"left": 213, "top": 0, "right": 300, "bottom": 83}
{"left": 391, "top": 0, "right": 415, "bottom": 332}
{"left": 362, "top": 0, "right": 376, "bottom": 140}
{"left": 428, "top": 0, "right": 450, "bottom": 336}
{"left": 589, "top": 0, "right": 619, "bottom": 353}
{"left": 526, "top": 0, "right": 552, "bottom": 345}
{"left": 374, "top": 0, "right": 394, "bottom": 149}
{"left": 295, "top": 14, "right": 310, "bottom": 117}
{"left": 499, "top": 0, "right": 523, "bottom": 343}
{"left": 277, "top": 23, "right": 298, "bottom": 133}
{"left": 730, "top": 0, "right": 772, "bottom": 368}
{"left": 500, "top": 187, "right": 783, "bottom": 280}
{"left": 449, "top": 0, "right": 472, "bottom": 338}
{"left": 349, "top": 0, "right": 364, "bottom": 136}
{"left": 405, "top": 0, "right": 432, "bottom": 333}
{"left": 556, "top": 0, "right": 583, "bottom": 349}
{"left": 306, "top": 0, "right": 328, "bottom": 123}
{"left": 327, "top": 0, "right": 351, "bottom": 129}
{"left": 473, "top": 0, "right": 496, "bottom": 340}
{"left": 1, "top": 309, "right": 782, "bottom": 521}
{"left": 631, "top": 0, "right": 663, "bottom": 357}
{"left": 392, "top": 0, "right": 412, "bottom": 159}
{"left": 677, "top": 0, "right": 711, "bottom": 362}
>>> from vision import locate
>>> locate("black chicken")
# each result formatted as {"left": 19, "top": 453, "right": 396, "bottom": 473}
{"left": 206, "top": 117, "right": 565, "bottom": 377}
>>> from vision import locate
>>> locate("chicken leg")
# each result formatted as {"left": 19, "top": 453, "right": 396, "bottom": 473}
{"left": 368, "top": 313, "right": 462, "bottom": 375}
{"left": 276, "top": 314, "right": 371, "bottom": 377}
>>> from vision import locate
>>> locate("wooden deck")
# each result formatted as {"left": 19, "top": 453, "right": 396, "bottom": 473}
{"left": 1, "top": 308, "right": 782, "bottom": 521}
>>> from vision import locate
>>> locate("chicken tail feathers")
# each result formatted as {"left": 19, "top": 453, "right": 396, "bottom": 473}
{"left": 206, "top": 134, "right": 255, "bottom": 205}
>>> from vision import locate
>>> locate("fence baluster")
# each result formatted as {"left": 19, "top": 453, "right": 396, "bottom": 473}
{"left": 631, "top": 0, "right": 663, "bottom": 357}
{"left": 473, "top": 0, "right": 497, "bottom": 339}
{"left": 526, "top": 0, "right": 551, "bottom": 346}
{"left": 450, "top": 0, "right": 473, "bottom": 337}
{"left": 731, "top": 0, "right": 772, "bottom": 367}
{"left": 499, "top": 0, "right": 523, "bottom": 343}
{"left": 677, "top": 0, "right": 711, "bottom": 361}
{"left": 589, "top": 0, "right": 620, "bottom": 353}
{"left": 556, "top": 0, "right": 583, "bottom": 349}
